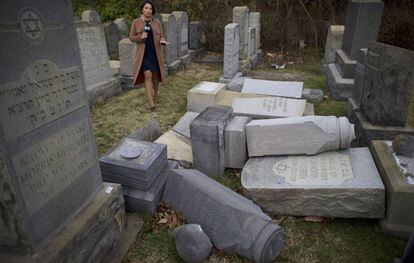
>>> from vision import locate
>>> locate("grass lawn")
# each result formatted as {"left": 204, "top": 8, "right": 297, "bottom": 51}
{"left": 91, "top": 60, "right": 408, "bottom": 262}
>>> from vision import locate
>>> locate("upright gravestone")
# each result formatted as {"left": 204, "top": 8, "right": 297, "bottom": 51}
{"left": 325, "top": 0, "right": 384, "bottom": 100}
{"left": 347, "top": 48, "right": 367, "bottom": 119}
{"left": 76, "top": 21, "right": 120, "bottom": 104}
{"left": 119, "top": 38, "right": 137, "bottom": 89}
{"left": 160, "top": 14, "right": 181, "bottom": 74}
{"left": 81, "top": 9, "right": 101, "bottom": 25}
{"left": 114, "top": 17, "right": 129, "bottom": 38}
{"left": 219, "top": 23, "right": 241, "bottom": 83}
{"left": 189, "top": 21, "right": 202, "bottom": 50}
{"left": 233, "top": 6, "right": 249, "bottom": 60}
{"left": 248, "top": 27, "right": 257, "bottom": 66}
{"left": 323, "top": 25, "right": 345, "bottom": 65}
{"left": 0, "top": 1, "right": 126, "bottom": 261}
{"left": 103, "top": 21, "right": 122, "bottom": 59}
{"left": 249, "top": 12, "right": 261, "bottom": 54}
{"left": 172, "top": 11, "right": 191, "bottom": 65}
{"left": 353, "top": 41, "right": 414, "bottom": 145}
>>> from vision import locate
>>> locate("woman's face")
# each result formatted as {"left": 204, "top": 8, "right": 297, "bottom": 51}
{"left": 142, "top": 3, "right": 153, "bottom": 17}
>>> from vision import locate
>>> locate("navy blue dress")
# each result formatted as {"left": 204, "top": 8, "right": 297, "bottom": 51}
{"left": 141, "top": 23, "right": 160, "bottom": 74}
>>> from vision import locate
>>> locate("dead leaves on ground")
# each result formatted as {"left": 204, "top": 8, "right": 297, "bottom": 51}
{"left": 151, "top": 202, "right": 185, "bottom": 234}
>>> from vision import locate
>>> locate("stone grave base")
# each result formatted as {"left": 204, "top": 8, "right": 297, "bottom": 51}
{"left": 110, "top": 60, "right": 120, "bottom": 75}
{"left": 250, "top": 51, "right": 261, "bottom": 68}
{"left": 87, "top": 77, "right": 120, "bottom": 105}
{"left": 353, "top": 111, "right": 414, "bottom": 147}
{"left": 325, "top": 63, "right": 354, "bottom": 100}
{"left": 335, "top": 49, "right": 356, "bottom": 79}
{"left": 370, "top": 141, "right": 414, "bottom": 239}
{"left": 166, "top": 60, "right": 182, "bottom": 75}
{"left": 179, "top": 54, "right": 191, "bottom": 66}
{"left": 219, "top": 72, "right": 242, "bottom": 84}
{"left": 189, "top": 48, "right": 205, "bottom": 60}
{"left": 0, "top": 183, "right": 126, "bottom": 263}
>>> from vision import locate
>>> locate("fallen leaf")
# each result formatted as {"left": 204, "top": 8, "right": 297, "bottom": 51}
{"left": 157, "top": 218, "right": 168, "bottom": 224}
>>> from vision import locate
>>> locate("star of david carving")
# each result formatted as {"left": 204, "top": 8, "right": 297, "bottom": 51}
{"left": 22, "top": 13, "right": 41, "bottom": 37}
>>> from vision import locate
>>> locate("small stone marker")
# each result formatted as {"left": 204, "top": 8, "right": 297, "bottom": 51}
{"left": 232, "top": 97, "right": 307, "bottom": 118}
{"left": 103, "top": 21, "right": 122, "bottom": 59}
{"left": 189, "top": 21, "right": 203, "bottom": 50}
{"left": 123, "top": 160, "right": 178, "bottom": 214}
{"left": 81, "top": 9, "right": 101, "bottom": 25}
{"left": 246, "top": 116, "right": 355, "bottom": 156}
{"left": 242, "top": 78, "right": 304, "bottom": 98}
{"left": 119, "top": 38, "right": 137, "bottom": 88}
{"left": 155, "top": 130, "right": 193, "bottom": 163}
{"left": 220, "top": 23, "right": 241, "bottom": 82}
{"left": 190, "top": 106, "right": 233, "bottom": 177}
{"left": 163, "top": 168, "right": 285, "bottom": 262}
{"left": 173, "top": 224, "right": 212, "bottom": 263}
{"left": 233, "top": 6, "right": 249, "bottom": 60}
{"left": 172, "top": 111, "right": 200, "bottom": 138}
{"left": 242, "top": 148, "right": 385, "bottom": 218}
{"left": 302, "top": 88, "right": 324, "bottom": 103}
{"left": 100, "top": 138, "right": 167, "bottom": 190}
{"left": 114, "top": 17, "right": 129, "bottom": 38}
{"left": 324, "top": 25, "right": 345, "bottom": 65}
{"left": 225, "top": 116, "right": 251, "bottom": 169}
{"left": 187, "top": 81, "right": 226, "bottom": 112}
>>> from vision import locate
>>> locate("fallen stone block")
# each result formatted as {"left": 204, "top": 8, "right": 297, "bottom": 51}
{"left": 225, "top": 116, "right": 251, "bottom": 169}
{"left": 173, "top": 224, "right": 212, "bottom": 263}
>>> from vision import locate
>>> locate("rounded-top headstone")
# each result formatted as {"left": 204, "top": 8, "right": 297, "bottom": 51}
{"left": 114, "top": 18, "right": 129, "bottom": 38}
{"left": 81, "top": 10, "right": 101, "bottom": 25}
{"left": 393, "top": 135, "right": 414, "bottom": 157}
{"left": 173, "top": 224, "right": 212, "bottom": 263}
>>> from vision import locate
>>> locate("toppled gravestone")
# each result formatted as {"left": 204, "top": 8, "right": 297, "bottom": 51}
{"left": 173, "top": 224, "right": 213, "bottom": 263}
{"left": 163, "top": 169, "right": 285, "bottom": 263}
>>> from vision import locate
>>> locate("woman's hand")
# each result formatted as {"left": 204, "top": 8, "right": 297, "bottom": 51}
{"left": 141, "top": 32, "right": 148, "bottom": 40}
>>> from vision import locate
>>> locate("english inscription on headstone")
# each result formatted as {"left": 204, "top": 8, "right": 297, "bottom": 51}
{"left": 0, "top": 0, "right": 103, "bottom": 253}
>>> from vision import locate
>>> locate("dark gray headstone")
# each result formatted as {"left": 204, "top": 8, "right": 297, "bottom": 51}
{"left": 173, "top": 224, "right": 212, "bottom": 263}
{"left": 189, "top": 21, "right": 202, "bottom": 50}
{"left": 103, "top": 22, "right": 122, "bottom": 59}
{"left": 360, "top": 42, "right": 414, "bottom": 126}
{"left": 114, "top": 17, "right": 129, "bottom": 38}
{"left": 393, "top": 135, "right": 414, "bottom": 157}
{"left": 160, "top": 14, "right": 178, "bottom": 65}
{"left": 341, "top": 0, "right": 384, "bottom": 59}
{"left": 172, "top": 11, "right": 188, "bottom": 57}
{"left": 163, "top": 169, "right": 284, "bottom": 263}
{"left": 0, "top": 0, "right": 103, "bottom": 253}
{"left": 190, "top": 106, "right": 233, "bottom": 177}
{"left": 350, "top": 48, "right": 367, "bottom": 106}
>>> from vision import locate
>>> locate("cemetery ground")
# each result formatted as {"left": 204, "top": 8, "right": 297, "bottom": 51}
{"left": 91, "top": 53, "right": 413, "bottom": 262}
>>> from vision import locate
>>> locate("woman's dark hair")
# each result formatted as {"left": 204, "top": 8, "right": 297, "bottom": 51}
{"left": 139, "top": 1, "right": 156, "bottom": 15}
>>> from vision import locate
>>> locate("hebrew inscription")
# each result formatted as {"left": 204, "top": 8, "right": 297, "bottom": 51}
{"left": 13, "top": 117, "right": 97, "bottom": 216}
{"left": 272, "top": 152, "right": 354, "bottom": 186}
{"left": 0, "top": 59, "right": 85, "bottom": 140}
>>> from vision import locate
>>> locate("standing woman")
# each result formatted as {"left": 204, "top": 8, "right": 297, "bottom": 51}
{"left": 130, "top": 1, "right": 167, "bottom": 111}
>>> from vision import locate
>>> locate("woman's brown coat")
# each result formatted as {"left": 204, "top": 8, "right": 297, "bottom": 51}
{"left": 129, "top": 17, "right": 166, "bottom": 85}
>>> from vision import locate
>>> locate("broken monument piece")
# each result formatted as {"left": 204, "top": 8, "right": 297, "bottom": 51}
{"left": 225, "top": 116, "right": 251, "bottom": 169}
{"left": 242, "top": 148, "right": 385, "bottom": 218}
{"left": 190, "top": 106, "right": 233, "bottom": 177}
{"left": 246, "top": 116, "right": 355, "bottom": 156}
{"left": 173, "top": 224, "right": 213, "bottom": 263}
{"left": 163, "top": 169, "right": 285, "bottom": 263}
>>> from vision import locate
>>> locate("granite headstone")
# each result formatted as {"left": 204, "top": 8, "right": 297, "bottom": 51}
{"left": 160, "top": 14, "right": 181, "bottom": 74}
{"left": 103, "top": 21, "right": 122, "bottom": 59}
{"left": 219, "top": 23, "right": 241, "bottom": 82}
{"left": 232, "top": 6, "right": 249, "bottom": 60}
{"left": 225, "top": 116, "right": 251, "bottom": 169}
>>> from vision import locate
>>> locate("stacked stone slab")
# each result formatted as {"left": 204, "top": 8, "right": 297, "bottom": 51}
{"left": 188, "top": 21, "right": 204, "bottom": 59}
{"left": 119, "top": 38, "right": 137, "bottom": 89}
{"left": 225, "top": 116, "right": 251, "bottom": 169}
{"left": 219, "top": 23, "right": 242, "bottom": 83}
{"left": 249, "top": 12, "right": 261, "bottom": 66}
{"left": 241, "top": 78, "right": 303, "bottom": 98}
{"left": 352, "top": 42, "right": 414, "bottom": 146}
{"left": 242, "top": 148, "right": 385, "bottom": 218}
{"left": 190, "top": 106, "right": 233, "bottom": 177}
{"left": 0, "top": 1, "right": 126, "bottom": 261}
{"left": 187, "top": 81, "right": 226, "bottom": 112}
{"left": 114, "top": 17, "right": 129, "bottom": 38}
{"left": 325, "top": 0, "right": 384, "bottom": 100}
{"left": 76, "top": 21, "right": 120, "bottom": 105}
{"left": 172, "top": 11, "right": 191, "bottom": 66}
{"left": 160, "top": 14, "right": 181, "bottom": 74}
{"left": 103, "top": 21, "right": 122, "bottom": 59}
{"left": 99, "top": 138, "right": 171, "bottom": 214}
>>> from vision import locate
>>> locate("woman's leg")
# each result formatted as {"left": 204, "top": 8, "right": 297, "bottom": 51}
{"left": 152, "top": 73, "right": 159, "bottom": 104}
{"left": 143, "top": 70, "right": 155, "bottom": 109}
